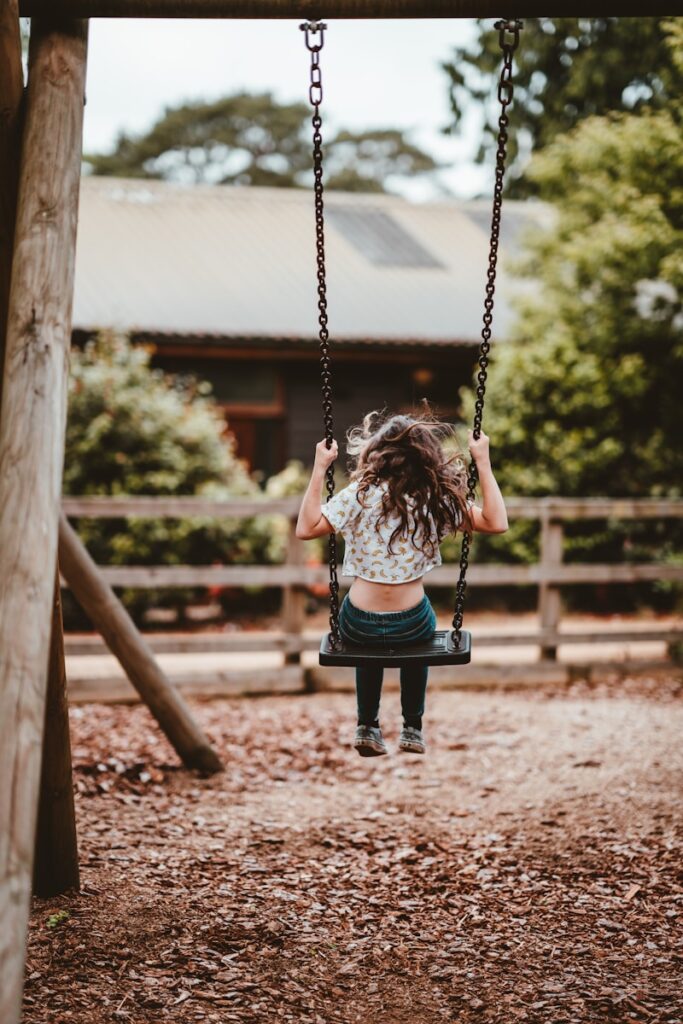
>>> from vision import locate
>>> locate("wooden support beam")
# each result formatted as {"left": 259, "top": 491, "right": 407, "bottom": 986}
{"left": 58, "top": 513, "right": 224, "bottom": 775}
{"left": 0, "top": 0, "right": 23, "bottom": 417}
{"left": 0, "top": 17, "right": 88, "bottom": 1024}
{"left": 33, "top": 570, "right": 80, "bottom": 898}
{"left": 17, "top": 0, "right": 657, "bottom": 17}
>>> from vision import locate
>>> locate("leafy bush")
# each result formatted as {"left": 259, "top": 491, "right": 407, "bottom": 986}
{"left": 455, "top": 27, "right": 683, "bottom": 611}
{"left": 64, "top": 332, "right": 284, "bottom": 625}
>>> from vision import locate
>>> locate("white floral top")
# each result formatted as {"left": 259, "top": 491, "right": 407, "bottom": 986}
{"left": 321, "top": 480, "right": 463, "bottom": 584}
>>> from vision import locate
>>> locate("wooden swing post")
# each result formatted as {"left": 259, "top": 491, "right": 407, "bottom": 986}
{"left": 0, "top": 15, "right": 88, "bottom": 1023}
{"left": 2, "top": 1, "right": 83, "bottom": 911}
{"left": 0, "top": 0, "right": 23, "bottom": 416}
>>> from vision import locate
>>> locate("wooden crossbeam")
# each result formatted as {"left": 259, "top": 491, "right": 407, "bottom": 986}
{"left": 17, "top": 1, "right": 656, "bottom": 18}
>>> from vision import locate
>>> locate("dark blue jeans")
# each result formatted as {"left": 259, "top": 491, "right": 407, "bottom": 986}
{"left": 339, "top": 594, "right": 437, "bottom": 729}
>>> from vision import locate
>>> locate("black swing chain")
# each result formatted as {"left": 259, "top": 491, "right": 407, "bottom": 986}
{"left": 451, "top": 18, "right": 522, "bottom": 646}
{"left": 301, "top": 19, "right": 521, "bottom": 651}
{"left": 301, "top": 20, "right": 342, "bottom": 649}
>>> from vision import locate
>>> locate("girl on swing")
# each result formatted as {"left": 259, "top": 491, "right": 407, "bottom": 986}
{"left": 296, "top": 409, "right": 508, "bottom": 757}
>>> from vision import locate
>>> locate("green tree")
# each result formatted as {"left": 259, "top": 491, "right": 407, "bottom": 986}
{"left": 325, "top": 129, "right": 441, "bottom": 193}
{"left": 478, "top": 111, "right": 682, "bottom": 501}
{"left": 444, "top": 18, "right": 680, "bottom": 193}
{"left": 84, "top": 92, "right": 440, "bottom": 193}
{"left": 460, "top": 79, "right": 683, "bottom": 592}
{"left": 64, "top": 332, "right": 287, "bottom": 623}
{"left": 85, "top": 93, "right": 310, "bottom": 187}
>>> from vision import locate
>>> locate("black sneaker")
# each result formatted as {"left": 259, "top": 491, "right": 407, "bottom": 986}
{"left": 354, "top": 725, "right": 388, "bottom": 757}
{"left": 398, "top": 725, "right": 426, "bottom": 754}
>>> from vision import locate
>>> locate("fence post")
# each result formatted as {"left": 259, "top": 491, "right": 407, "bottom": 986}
{"left": 538, "top": 507, "right": 563, "bottom": 661}
{"left": 282, "top": 517, "right": 306, "bottom": 665}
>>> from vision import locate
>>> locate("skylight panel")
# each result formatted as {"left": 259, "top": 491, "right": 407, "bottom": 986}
{"left": 328, "top": 207, "right": 443, "bottom": 269}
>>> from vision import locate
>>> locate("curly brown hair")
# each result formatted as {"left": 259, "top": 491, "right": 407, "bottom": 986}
{"left": 346, "top": 409, "right": 472, "bottom": 558}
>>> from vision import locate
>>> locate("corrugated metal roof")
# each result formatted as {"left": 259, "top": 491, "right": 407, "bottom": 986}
{"left": 73, "top": 178, "right": 550, "bottom": 346}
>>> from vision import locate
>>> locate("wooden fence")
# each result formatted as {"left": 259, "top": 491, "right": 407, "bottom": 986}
{"left": 61, "top": 496, "right": 683, "bottom": 670}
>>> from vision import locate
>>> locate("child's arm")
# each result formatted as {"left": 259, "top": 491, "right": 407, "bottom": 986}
{"left": 295, "top": 439, "right": 338, "bottom": 540}
{"left": 466, "top": 429, "right": 508, "bottom": 534}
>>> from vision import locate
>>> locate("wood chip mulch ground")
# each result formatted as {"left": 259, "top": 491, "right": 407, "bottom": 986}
{"left": 24, "top": 674, "right": 683, "bottom": 1024}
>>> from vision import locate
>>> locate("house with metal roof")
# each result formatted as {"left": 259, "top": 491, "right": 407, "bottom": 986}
{"left": 72, "top": 177, "right": 549, "bottom": 475}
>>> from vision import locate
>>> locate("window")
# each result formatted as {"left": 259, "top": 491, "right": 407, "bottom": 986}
{"left": 207, "top": 364, "right": 279, "bottom": 405}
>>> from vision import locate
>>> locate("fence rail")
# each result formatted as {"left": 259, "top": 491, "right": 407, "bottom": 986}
{"left": 61, "top": 495, "right": 683, "bottom": 664}
{"left": 62, "top": 496, "right": 683, "bottom": 519}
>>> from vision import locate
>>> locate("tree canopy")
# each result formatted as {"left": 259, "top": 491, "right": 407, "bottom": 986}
{"left": 84, "top": 92, "right": 440, "bottom": 194}
{"left": 458, "top": 21, "right": 683, "bottom": 583}
{"left": 479, "top": 106, "right": 683, "bottom": 500}
{"left": 444, "top": 18, "right": 680, "bottom": 193}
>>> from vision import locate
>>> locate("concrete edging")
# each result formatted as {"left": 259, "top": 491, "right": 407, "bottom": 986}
{"left": 65, "top": 659, "right": 680, "bottom": 703}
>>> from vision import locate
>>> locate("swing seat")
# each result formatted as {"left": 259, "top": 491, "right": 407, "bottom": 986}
{"left": 319, "top": 629, "right": 471, "bottom": 668}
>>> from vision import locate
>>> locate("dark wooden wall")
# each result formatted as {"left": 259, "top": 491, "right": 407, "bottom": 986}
{"left": 141, "top": 340, "right": 478, "bottom": 476}
{"left": 284, "top": 349, "right": 476, "bottom": 468}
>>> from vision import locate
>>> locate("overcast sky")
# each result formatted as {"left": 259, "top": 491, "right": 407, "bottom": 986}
{"left": 76, "top": 17, "right": 490, "bottom": 201}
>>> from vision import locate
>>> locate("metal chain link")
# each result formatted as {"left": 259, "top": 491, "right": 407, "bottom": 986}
{"left": 452, "top": 18, "right": 523, "bottom": 646}
{"left": 301, "top": 20, "right": 342, "bottom": 649}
